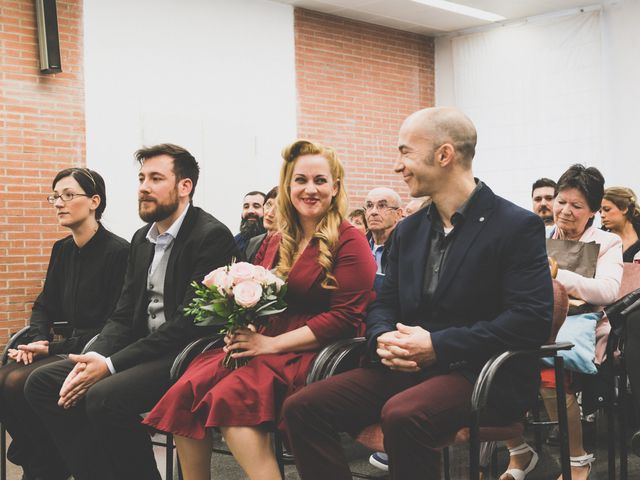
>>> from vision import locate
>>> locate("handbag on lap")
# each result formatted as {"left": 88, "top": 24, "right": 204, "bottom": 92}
{"left": 543, "top": 235, "right": 602, "bottom": 374}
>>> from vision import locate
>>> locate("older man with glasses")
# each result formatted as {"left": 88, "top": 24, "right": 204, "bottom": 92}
{"left": 364, "top": 187, "right": 403, "bottom": 276}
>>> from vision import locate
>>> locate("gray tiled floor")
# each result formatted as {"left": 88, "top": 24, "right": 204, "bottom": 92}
{"left": 155, "top": 420, "right": 640, "bottom": 479}
{"left": 3, "top": 416, "right": 640, "bottom": 479}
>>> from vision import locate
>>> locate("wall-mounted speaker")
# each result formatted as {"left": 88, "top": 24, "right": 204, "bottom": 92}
{"left": 35, "top": 0, "right": 62, "bottom": 74}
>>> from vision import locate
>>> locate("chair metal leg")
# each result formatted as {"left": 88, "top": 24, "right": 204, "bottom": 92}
{"left": 607, "top": 363, "right": 617, "bottom": 480}
{"left": 619, "top": 370, "right": 628, "bottom": 480}
{"left": 554, "top": 356, "right": 572, "bottom": 480}
{"left": 532, "top": 398, "right": 543, "bottom": 454}
{"left": 469, "top": 410, "right": 481, "bottom": 480}
{"left": 443, "top": 446, "right": 451, "bottom": 480}
{"left": 1, "top": 423, "right": 6, "bottom": 480}
{"left": 166, "top": 432, "right": 174, "bottom": 480}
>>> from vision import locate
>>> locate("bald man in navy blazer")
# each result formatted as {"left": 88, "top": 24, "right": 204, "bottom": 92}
{"left": 284, "top": 107, "right": 553, "bottom": 480}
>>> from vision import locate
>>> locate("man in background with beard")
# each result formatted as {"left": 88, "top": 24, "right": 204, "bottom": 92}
{"left": 25, "top": 144, "right": 238, "bottom": 480}
{"left": 531, "top": 178, "right": 557, "bottom": 227}
{"left": 234, "top": 190, "right": 266, "bottom": 253}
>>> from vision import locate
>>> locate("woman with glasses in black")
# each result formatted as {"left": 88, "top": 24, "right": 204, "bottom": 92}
{"left": 0, "top": 168, "right": 129, "bottom": 480}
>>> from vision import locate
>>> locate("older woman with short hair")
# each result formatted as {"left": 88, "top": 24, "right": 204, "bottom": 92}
{"left": 501, "top": 165, "right": 623, "bottom": 480}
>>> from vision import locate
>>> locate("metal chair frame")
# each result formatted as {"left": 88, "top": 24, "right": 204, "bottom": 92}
{"left": 596, "top": 286, "right": 640, "bottom": 480}
{"left": 320, "top": 338, "right": 575, "bottom": 480}
{"left": 0, "top": 322, "right": 74, "bottom": 480}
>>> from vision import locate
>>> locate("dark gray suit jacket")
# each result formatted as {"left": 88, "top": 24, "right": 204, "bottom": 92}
{"left": 90, "top": 205, "right": 239, "bottom": 371}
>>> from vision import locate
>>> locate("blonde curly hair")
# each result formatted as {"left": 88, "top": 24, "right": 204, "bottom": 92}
{"left": 275, "top": 140, "right": 348, "bottom": 290}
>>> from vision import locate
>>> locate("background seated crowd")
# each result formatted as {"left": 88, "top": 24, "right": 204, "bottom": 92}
{"left": 1, "top": 106, "right": 638, "bottom": 480}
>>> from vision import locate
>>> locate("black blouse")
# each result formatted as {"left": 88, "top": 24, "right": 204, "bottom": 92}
{"left": 28, "top": 224, "right": 129, "bottom": 355}
{"left": 623, "top": 240, "right": 640, "bottom": 263}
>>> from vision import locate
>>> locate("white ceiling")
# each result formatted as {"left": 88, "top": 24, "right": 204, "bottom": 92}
{"left": 273, "top": 0, "right": 607, "bottom": 35}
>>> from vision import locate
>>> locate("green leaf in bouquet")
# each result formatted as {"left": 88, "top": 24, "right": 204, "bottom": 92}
{"left": 212, "top": 301, "right": 231, "bottom": 318}
{"left": 194, "top": 315, "right": 228, "bottom": 327}
{"left": 255, "top": 299, "right": 278, "bottom": 312}
{"left": 257, "top": 307, "right": 287, "bottom": 316}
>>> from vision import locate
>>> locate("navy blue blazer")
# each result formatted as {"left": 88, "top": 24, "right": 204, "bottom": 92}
{"left": 366, "top": 183, "right": 553, "bottom": 417}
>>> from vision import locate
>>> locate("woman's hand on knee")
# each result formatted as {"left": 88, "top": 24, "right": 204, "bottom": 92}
{"left": 17, "top": 340, "right": 49, "bottom": 363}
{"left": 7, "top": 341, "right": 48, "bottom": 365}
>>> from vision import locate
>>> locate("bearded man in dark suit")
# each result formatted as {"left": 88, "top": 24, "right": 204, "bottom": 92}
{"left": 25, "top": 144, "right": 238, "bottom": 480}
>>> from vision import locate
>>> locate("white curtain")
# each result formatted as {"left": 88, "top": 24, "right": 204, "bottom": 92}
{"left": 440, "top": 11, "right": 603, "bottom": 208}
{"left": 601, "top": 0, "right": 640, "bottom": 194}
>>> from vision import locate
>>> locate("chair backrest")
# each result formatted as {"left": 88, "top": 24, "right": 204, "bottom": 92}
{"left": 547, "top": 279, "right": 569, "bottom": 344}
{"left": 619, "top": 262, "right": 640, "bottom": 298}
{"left": 81, "top": 334, "right": 100, "bottom": 354}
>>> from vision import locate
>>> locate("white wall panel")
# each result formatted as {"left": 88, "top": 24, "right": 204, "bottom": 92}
{"left": 84, "top": 0, "right": 297, "bottom": 239}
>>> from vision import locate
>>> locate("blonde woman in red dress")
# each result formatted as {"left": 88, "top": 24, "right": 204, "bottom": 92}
{"left": 143, "top": 140, "right": 376, "bottom": 480}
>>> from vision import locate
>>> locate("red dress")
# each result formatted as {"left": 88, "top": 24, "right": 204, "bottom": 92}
{"left": 143, "top": 221, "right": 376, "bottom": 439}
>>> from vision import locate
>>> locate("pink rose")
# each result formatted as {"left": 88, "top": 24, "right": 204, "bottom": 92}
{"left": 203, "top": 266, "right": 228, "bottom": 288}
{"left": 252, "top": 265, "right": 269, "bottom": 284}
{"left": 218, "top": 274, "right": 235, "bottom": 296}
{"left": 229, "top": 262, "right": 255, "bottom": 284}
{"left": 233, "top": 280, "right": 263, "bottom": 308}
{"left": 266, "top": 271, "right": 285, "bottom": 291}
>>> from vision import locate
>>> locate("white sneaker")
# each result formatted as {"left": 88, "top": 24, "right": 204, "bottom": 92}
{"left": 369, "top": 452, "right": 388, "bottom": 471}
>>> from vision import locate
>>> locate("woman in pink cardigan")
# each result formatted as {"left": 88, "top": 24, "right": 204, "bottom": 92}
{"left": 501, "top": 165, "right": 622, "bottom": 480}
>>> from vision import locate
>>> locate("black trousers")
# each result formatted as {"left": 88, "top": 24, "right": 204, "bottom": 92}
{"left": 626, "top": 309, "right": 640, "bottom": 416}
{"left": 24, "top": 355, "right": 175, "bottom": 480}
{"left": 0, "top": 356, "right": 69, "bottom": 480}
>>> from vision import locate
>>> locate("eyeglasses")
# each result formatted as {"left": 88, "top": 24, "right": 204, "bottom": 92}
{"left": 47, "top": 192, "right": 90, "bottom": 204}
{"left": 364, "top": 201, "right": 399, "bottom": 212}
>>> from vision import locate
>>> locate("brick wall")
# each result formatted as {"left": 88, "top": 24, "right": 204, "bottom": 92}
{"left": 0, "top": 4, "right": 434, "bottom": 341}
{"left": 0, "top": 0, "right": 85, "bottom": 341}
{"left": 294, "top": 8, "right": 435, "bottom": 209}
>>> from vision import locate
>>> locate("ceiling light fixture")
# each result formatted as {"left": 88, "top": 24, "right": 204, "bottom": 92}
{"left": 412, "top": 0, "right": 506, "bottom": 22}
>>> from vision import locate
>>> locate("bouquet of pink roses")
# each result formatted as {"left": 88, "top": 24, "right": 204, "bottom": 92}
{"left": 185, "top": 261, "right": 287, "bottom": 369}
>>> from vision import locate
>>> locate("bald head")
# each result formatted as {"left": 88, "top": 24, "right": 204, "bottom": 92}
{"left": 404, "top": 197, "right": 430, "bottom": 216}
{"left": 402, "top": 107, "right": 477, "bottom": 168}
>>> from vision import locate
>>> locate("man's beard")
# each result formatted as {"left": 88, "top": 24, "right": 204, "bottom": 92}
{"left": 540, "top": 214, "right": 554, "bottom": 226}
{"left": 536, "top": 206, "right": 554, "bottom": 225}
{"left": 139, "top": 191, "right": 180, "bottom": 224}
{"left": 239, "top": 215, "right": 265, "bottom": 239}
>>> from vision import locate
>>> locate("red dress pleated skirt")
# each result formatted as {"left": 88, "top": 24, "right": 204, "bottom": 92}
{"left": 143, "top": 310, "right": 318, "bottom": 439}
